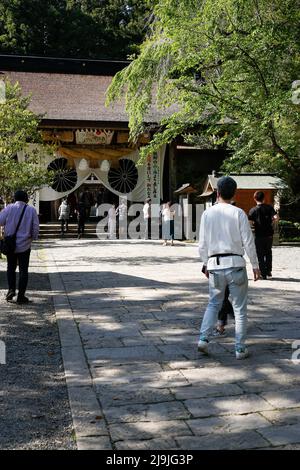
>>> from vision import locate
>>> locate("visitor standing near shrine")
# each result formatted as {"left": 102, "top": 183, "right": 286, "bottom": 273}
{"left": 248, "top": 191, "right": 277, "bottom": 280}
{"left": 143, "top": 198, "right": 151, "bottom": 240}
{"left": 58, "top": 198, "right": 70, "bottom": 235}
{"left": 0, "top": 190, "right": 39, "bottom": 304}
{"left": 76, "top": 201, "right": 86, "bottom": 239}
{"left": 162, "top": 201, "right": 175, "bottom": 246}
{"left": 108, "top": 203, "right": 116, "bottom": 239}
{"left": 198, "top": 176, "right": 260, "bottom": 360}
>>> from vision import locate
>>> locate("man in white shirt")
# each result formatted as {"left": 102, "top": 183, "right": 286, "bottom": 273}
{"left": 143, "top": 198, "right": 151, "bottom": 239}
{"left": 198, "top": 176, "right": 260, "bottom": 359}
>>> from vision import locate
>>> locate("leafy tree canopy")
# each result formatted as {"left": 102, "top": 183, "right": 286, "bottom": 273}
{"left": 0, "top": 80, "right": 53, "bottom": 202}
{"left": 0, "top": 0, "right": 151, "bottom": 59}
{"left": 107, "top": 0, "right": 300, "bottom": 193}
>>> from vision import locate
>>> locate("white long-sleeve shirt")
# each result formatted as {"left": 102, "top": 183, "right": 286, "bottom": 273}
{"left": 199, "top": 202, "right": 259, "bottom": 270}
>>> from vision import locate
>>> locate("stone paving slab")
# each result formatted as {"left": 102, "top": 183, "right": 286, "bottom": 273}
{"left": 261, "top": 388, "right": 300, "bottom": 409}
{"left": 115, "top": 438, "right": 178, "bottom": 450}
{"left": 0, "top": 249, "right": 75, "bottom": 450}
{"left": 108, "top": 419, "right": 193, "bottom": 442}
{"left": 259, "top": 423, "right": 300, "bottom": 446}
{"left": 86, "top": 345, "right": 169, "bottom": 361}
{"left": 103, "top": 401, "right": 191, "bottom": 424}
{"left": 183, "top": 394, "right": 274, "bottom": 418}
{"left": 43, "top": 241, "right": 300, "bottom": 450}
{"left": 93, "top": 370, "right": 189, "bottom": 388}
{"left": 96, "top": 385, "right": 175, "bottom": 407}
{"left": 261, "top": 408, "right": 300, "bottom": 426}
{"left": 171, "top": 383, "right": 244, "bottom": 400}
{"left": 187, "top": 412, "right": 271, "bottom": 435}
{"left": 176, "top": 431, "right": 269, "bottom": 450}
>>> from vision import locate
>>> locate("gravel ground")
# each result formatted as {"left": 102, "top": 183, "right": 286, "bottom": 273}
{"left": 0, "top": 247, "right": 75, "bottom": 450}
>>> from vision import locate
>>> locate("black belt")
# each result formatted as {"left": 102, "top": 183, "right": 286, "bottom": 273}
{"left": 209, "top": 253, "right": 243, "bottom": 265}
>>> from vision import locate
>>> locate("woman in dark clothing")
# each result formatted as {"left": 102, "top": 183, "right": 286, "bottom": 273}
{"left": 213, "top": 286, "right": 235, "bottom": 336}
{"left": 76, "top": 201, "right": 86, "bottom": 239}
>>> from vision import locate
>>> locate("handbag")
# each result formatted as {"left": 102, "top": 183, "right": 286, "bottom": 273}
{"left": 0, "top": 204, "right": 27, "bottom": 256}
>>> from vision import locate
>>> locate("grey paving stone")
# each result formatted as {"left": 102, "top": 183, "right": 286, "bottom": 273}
{"left": 96, "top": 386, "right": 174, "bottom": 407}
{"left": 261, "top": 408, "right": 300, "bottom": 426}
{"left": 77, "top": 436, "right": 112, "bottom": 450}
{"left": 176, "top": 431, "right": 269, "bottom": 449}
{"left": 153, "top": 311, "right": 200, "bottom": 321}
{"left": 167, "top": 360, "right": 220, "bottom": 369}
{"left": 259, "top": 423, "right": 300, "bottom": 446}
{"left": 159, "top": 335, "right": 199, "bottom": 345}
{"left": 184, "top": 394, "right": 274, "bottom": 418}
{"left": 78, "top": 321, "right": 142, "bottom": 338}
{"left": 45, "top": 243, "right": 300, "bottom": 451}
{"left": 239, "top": 378, "right": 300, "bottom": 394}
{"left": 86, "top": 345, "right": 163, "bottom": 361}
{"left": 171, "top": 383, "right": 244, "bottom": 400}
{"left": 122, "top": 336, "right": 164, "bottom": 346}
{"left": 73, "top": 307, "right": 128, "bottom": 317}
{"left": 72, "top": 415, "right": 108, "bottom": 438}
{"left": 190, "top": 413, "right": 270, "bottom": 435}
{"left": 82, "top": 337, "right": 123, "bottom": 349}
{"left": 67, "top": 386, "right": 108, "bottom": 436}
{"left": 118, "top": 312, "right": 157, "bottom": 321}
{"left": 94, "top": 370, "right": 188, "bottom": 388}
{"left": 61, "top": 346, "right": 90, "bottom": 374}
{"left": 180, "top": 366, "right": 249, "bottom": 384}
{"left": 109, "top": 420, "right": 192, "bottom": 441}
{"left": 104, "top": 401, "right": 191, "bottom": 424}
{"left": 91, "top": 361, "right": 163, "bottom": 379}
{"left": 261, "top": 388, "right": 300, "bottom": 409}
{"left": 115, "top": 438, "right": 178, "bottom": 450}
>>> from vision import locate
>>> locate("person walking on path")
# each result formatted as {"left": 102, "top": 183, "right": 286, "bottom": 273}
{"left": 75, "top": 201, "right": 86, "bottom": 239}
{"left": 79, "top": 188, "right": 94, "bottom": 219}
{"left": 58, "top": 198, "right": 70, "bottom": 235}
{"left": 108, "top": 203, "right": 116, "bottom": 239}
{"left": 0, "top": 190, "right": 39, "bottom": 304}
{"left": 248, "top": 191, "right": 277, "bottom": 280}
{"left": 198, "top": 176, "right": 260, "bottom": 360}
{"left": 143, "top": 198, "right": 151, "bottom": 240}
{"left": 213, "top": 201, "right": 237, "bottom": 336}
{"left": 116, "top": 199, "right": 127, "bottom": 239}
{"left": 213, "top": 285, "right": 235, "bottom": 336}
{"left": 162, "top": 201, "right": 175, "bottom": 246}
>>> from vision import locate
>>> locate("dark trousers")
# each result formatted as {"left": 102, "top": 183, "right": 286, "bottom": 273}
{"left": 60, "top": 218, "right": 69, "bottom": 233}
{"left": 255, "top": 236, "right": 273, "bottom": 277}
{"left": 78, "top": 219, "right": 85, "bottom": 234}
{"left": 218, "top": 286, "right": 234, "bottom": 326}
{"left": 144, "top": 218, "right": 151, "bottom": 239}
{"left": 7, "top": 249, "right": 31, "bottom": 296}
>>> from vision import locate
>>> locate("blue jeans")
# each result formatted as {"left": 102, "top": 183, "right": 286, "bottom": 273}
{"left": 199, "top": 267, "right": 248, "bottom": 349}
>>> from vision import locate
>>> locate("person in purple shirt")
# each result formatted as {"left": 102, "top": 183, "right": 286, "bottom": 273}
{"left": 0, "top": 190, "right": 39, "bottom": 304}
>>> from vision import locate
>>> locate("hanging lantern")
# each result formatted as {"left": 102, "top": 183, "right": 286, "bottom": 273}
{"left": 78, "top": 158, "right": 89, "bottom": 171}
{"left": 100, "top": 159, "right": 110, "bottom": 172}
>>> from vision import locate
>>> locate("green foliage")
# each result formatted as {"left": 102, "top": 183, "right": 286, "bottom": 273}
{"left": 0, "top": 0, "right": 151, "bottom": 59}
{"left": 0, "top": 80, "right": 53, "bottom": 201}
{"left": 279, "top": 219, "right": 300, "bottom": 241}
{"left": 107, "top": 0, "right": 300, "bottom": 192}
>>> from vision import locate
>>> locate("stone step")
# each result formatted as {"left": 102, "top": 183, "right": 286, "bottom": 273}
{"left": 38, "top": 222, "right": 104, "bottom": 239}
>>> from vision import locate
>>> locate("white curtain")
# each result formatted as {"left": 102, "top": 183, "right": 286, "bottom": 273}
{"left": 39, "top": 146, "right": 166, "bottom": 202}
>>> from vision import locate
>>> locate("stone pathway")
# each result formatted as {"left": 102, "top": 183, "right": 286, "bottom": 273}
{"left": 0, "top": 250, "right": 75, "bottom": 450}
{"left": 42, "top": 240, "right": 300, "bottom": 450}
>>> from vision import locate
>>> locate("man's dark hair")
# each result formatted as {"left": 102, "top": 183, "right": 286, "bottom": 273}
{"left": 254, "top": 191, "right": 265, "bottom": 202}
{"left": 14, "top": 190, "right": 28, "bottom": 203}
{"left": 217, "top": 176, "right": 237, "bottom": 200}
